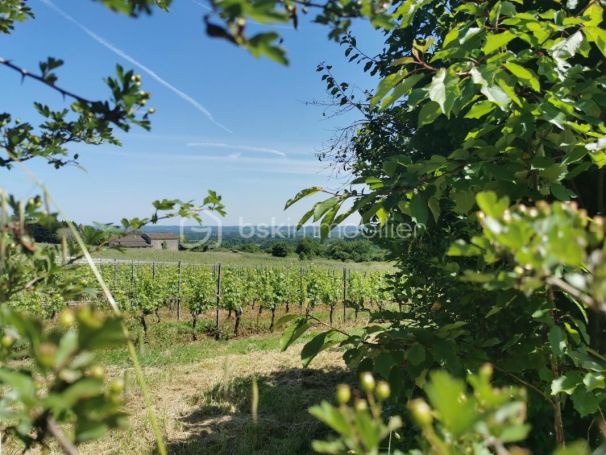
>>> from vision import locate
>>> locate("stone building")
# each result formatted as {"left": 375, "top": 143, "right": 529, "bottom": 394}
{"left": 142, "top": 233, "right": 180, "bottom": 251}
{"left": 108, "top": 232, "right": 179, "bottom": 250}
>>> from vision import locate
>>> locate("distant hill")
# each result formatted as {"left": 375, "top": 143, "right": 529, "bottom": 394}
{"left": 142, "top": 225, "right": 363, "bottom": 242}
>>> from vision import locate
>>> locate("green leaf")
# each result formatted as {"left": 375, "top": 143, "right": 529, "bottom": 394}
{"left": 504, "top": 62, "right": 540, "bottom": 92}
{"left": 355, "top": 409, "right": 381, "bottom": 448}
{"left": 0, "top": 369, "right": 36, "bottom": 407}
{"left": 417, "top": 101, "right": 441, "bottom": 127}
{"left": 407, "top": 344, "right": 426, "bottom": 366}
{"left": 246, "top": 32, "right": 288, "bottom": 65}
{"left": 61, "top": 378, "right": 104, "bottom": 406}
{"left": 470, "top": 67, "right": 510, "bottom": 107}
{"left": 309, "top": 401, "right": 352, "bottom": 436}
{"left": 428, "top": 196, "right": 441, "bottom": 222}
{"left": 371, "top": 71, "right": 405, "bottom": 107}
{"left": 499, "top": 424, "right": 530, "bottom": 443}
{"left": 75, "top": 420, "right": 110, "bottom": 443}
{"left": 451, "top": 189, "right": 476, "bottom": 213}
{"left": 548, "top": 326, "right": 566, "bottom": 357}
{"left": 311, "top": 439, "right": 347, "bottom": 454}
{"left": 280, "top": 317, "right": 312, "bottom": 351}
{"left": 428, "top": 69, "right": 447, "bottom": 113}
{"left": 476, "top": 191, "right": 510, "bottom": 219}
{"left": 285, "top": 187, "right": 321, "bottom": 209}
{"left": 553, "top": 441, "right": 590, "bottom": 455}
{"left": 571, "top": 387, "right": 600, "bottom": 416}
{"left": 313, "top": 197, "right": 340, "bottom": 222}
{"left": 464, "top": 100, "right": 496, "bottom": 119}
{"left": 395, "top": 0, "right": 432, "bottom": 27}
{"left": 409, "top": 194, "right": 429, "bottom": 226}
{"left": 301, "top": 330, "right": 342, "bottom": 367}
{"left": 296, "top": 207, "right": 315, "bottom": 230}
{"left": 380, "top": 73, "right": 424, "bottom": 110}
{"left": 550, "top": 183, "right": 573, "bottom": 201}
{"left": 483, "top": 31, "right": 515, "bottom": 54}
{"left": 428, "top": 69, "right": 460, "bottom": 116}
{"left": 551, "top": 371, "right": 583, "bottom": 395}
{"left": 583, "top": 372, "right": 605, "bottom": 392}
{"left": 583, "top": 26, "right": 606, "bottom": 58}
{"left": 425, "top": 371, "right": 477, "bottom": 437}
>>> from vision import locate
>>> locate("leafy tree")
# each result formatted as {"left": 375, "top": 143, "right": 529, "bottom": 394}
{"left": 263, "top": 0, "right": 606, "bottom": 451}
{"left": 271, "top": 241, "right": 291, "bottom": 257}
{"left": 296, "top": 237, "right": 320, "bottom": 260}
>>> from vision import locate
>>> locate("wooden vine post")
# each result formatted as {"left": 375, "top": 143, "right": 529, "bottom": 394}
{"left": 342, "top": 267, "right": 348, "bottom": 322}
{"left": 215, "top": 263, "right": 222, "bottom": 339}
{"left": 113, "top": 259, "right": 117, "bottom": 291}
{"left": 130, "top": 260, "right": 135, "bottom": 299}
{"left": 176, "top": 261, "right": 182, "bottom": 321}
{"left": 299, "top": 266, "right": 304, "bottom": 314}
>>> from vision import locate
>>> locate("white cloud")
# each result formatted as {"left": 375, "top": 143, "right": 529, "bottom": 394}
{"left": 186, "top": 142, "right": 286, "bottom": 157}
{"left": 90, "top": 149, "right": 328, "bottom": 175}
{"left": 38, "top": 0, "right": 233, "bottom": 134}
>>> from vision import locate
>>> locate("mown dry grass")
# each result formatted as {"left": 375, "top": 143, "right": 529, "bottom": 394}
{"left": 84, "top": 345, "right": 348, "bottom": 454}
{"left": 4, "top": 308, "right": 370, "bottom": 454}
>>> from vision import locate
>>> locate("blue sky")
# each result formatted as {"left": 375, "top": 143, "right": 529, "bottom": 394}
{"left": 1, "top": 0, "right": 382, "bottom": 226}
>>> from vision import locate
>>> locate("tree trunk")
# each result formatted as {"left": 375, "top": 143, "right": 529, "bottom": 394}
{"left": 140, "top": 313, "right": 148, "bottom": 337}
{"left": 228, "top": 308, "right": 232, "bottom": 319}
{"left": 256, "top": 306, "right": 262, "bottom": 332}
{"left": 329, "top": 304, "right": 334, "bottom": 326}
{"left": 234, "top": 308, "right": 242, "bottom": 336}
{"left": 191, "top": 314, "right": 198, "bottom": 341}
{"left": 270, "top": 306, "right": 276, "bottom": 332}
{"left": 285, "top": 300, "right": 290, "bottom": 313}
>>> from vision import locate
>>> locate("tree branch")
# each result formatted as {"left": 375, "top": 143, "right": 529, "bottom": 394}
{"left": 46, "top": 418, "right": 78, "bottom": 455}
{"left": 0, "top": 57, "right": 94, "bottom": 105}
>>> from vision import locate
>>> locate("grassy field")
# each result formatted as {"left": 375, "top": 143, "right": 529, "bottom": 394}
{"left": 91, "top": 248, "right": 394, "bottom": 271}
{"left": 6, "top": 309, "right": 368, "bottom": 454}
{"left": 93, "top": 336, "right": 349, "bottom": 455}
{"left": 86, "top": 313, "right": 363, "bottom": 454}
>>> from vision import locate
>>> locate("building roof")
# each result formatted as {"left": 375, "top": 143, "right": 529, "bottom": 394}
{"left": 142, "top": 233, "right": 180, "bottom": 241}
{"left": 109, "top": 234, "right": 151, "bottom": 248}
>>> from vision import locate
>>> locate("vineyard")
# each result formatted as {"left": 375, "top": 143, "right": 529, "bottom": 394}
{"left": 9, "top": 260, "right": 393, "bottom": 340}
{"left": 104, "top": 261, "right": 392, "bottom": 337}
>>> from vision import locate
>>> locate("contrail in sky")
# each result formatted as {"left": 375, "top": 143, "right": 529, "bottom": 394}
{"left": 38, "top": 0, "right": 233, "bottom": 134}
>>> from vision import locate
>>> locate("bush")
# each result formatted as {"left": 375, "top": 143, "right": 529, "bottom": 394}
{"left": 295, "top": 237, "right": 320, "bottom": 259}
{"left": 271, "top": 242, "right": 291, "bottom": 257}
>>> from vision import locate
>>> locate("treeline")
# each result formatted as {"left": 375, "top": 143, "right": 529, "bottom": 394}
{"left": 30, "top": 221, "right": 387, "bottom": 263}
{"left": 229, "top": 237, "right": 387, "bottom": 262}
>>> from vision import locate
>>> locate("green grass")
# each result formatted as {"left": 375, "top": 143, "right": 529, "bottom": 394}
{"left": 169, "top": 365, "right": 350, "bottom": 454}
{"left": 85, "top": 314, "right": 362, "bottom": 454}
{"left": 99, "top": 306, "right": 367, "bottom": 368}
{"left": 92, "top": 248, "right": 394, "bottom": 271}
{"left": 100, "top": 328, "right": 289, "bottom": 368}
